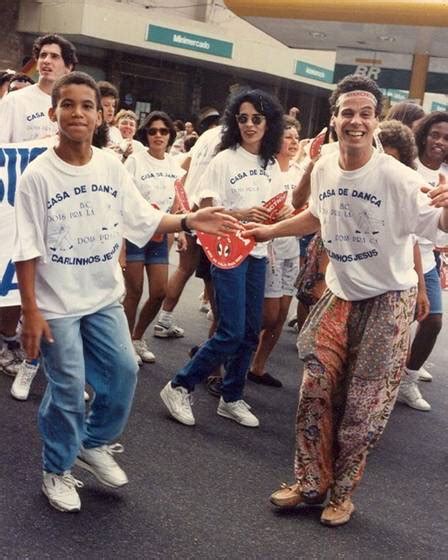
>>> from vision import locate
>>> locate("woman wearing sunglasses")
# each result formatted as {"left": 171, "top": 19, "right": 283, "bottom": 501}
{"left": 122, "top": 111, "right": 185, "bottom": 364}
{"left": 160, "top": 89, "right": 285, "bottom": 428}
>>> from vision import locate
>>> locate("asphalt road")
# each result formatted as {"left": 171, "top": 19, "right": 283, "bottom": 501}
{"left": 1, "top": 260, "right": 447, "bottom": 560}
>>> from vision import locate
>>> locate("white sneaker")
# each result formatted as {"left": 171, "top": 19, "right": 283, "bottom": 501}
{"left": 10, "top": 360, "right": 39, "bottom": 400}
{"left": 198, "top": 292, "right": 210, "bottom": 313}
{"left": 217, "top": 397, "right": 259, "bottom": 427}
{"left": 133, "top": 347, "right": 143, "bottom": 367}
{"left": 132, "top": 339, "right": 155, "bottom": 363}
{"left": 418, "top": 367, "right": 433, "bottom": 382}
{"left": 160, "top": 381, "right": 195, "bottom": 425}
{"left": 84, "top": 390, "right": 90, "bottom": 402}
{"left": 75, "top": 443, "right": 128, "bottom": 488}
{"left": 42, "top": 471, "right": 83, "bottom": 512}
{"left": 0, "top": 346, "right": 23, "bottom": 377}
{"left": 398, "top": 381, "right": 431, "bottom": 411}
{"left": 153, "top": 323, "right": 185, "bottom": 338}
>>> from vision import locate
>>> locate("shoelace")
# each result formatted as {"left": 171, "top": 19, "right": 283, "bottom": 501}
{"left": 104, "top": 443, "right": 124, "bottom": 456}
{"left": 327, "top": 500, "right": 350, "bottom": 512}
{"left": 232, "top": 400, "right": 251, "bottom": 413}
{"left": 279, "top": 482, "right": 300, "bottom": 491}
{"left": 139, "top": 340, "right": 150, "bottom": 352}
{"left": 60, "top": 472, "right": 84, "bottom": 489}
{"left": 181, "top": 392, "right": 193, "bottom": 407}
{"left": 19, "top": 366, "right": 38, "bottom": 386}
{"left": 407, "top": 384, "right": 423, "bottom": 400}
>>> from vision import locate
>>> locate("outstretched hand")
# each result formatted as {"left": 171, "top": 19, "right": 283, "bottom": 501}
{"left": 422, "top": 174, "right": 448, "bottom": 207}
{"left": 189, "top": 207, "right": 243, "bottom": 236}
{"left": 241, "top": 222, "right": 274, "bottom": 242}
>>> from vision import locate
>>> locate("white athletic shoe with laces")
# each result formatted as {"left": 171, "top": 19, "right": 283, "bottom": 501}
{"left": 160, "top": 381, "right": 195, "bottom": 425}
{"left": 418, "top": 367, "right": 433, "bottom": 382}
{"left": 398, "top": 377, "right": 431, "bottom": 411}
{"left": 0, "top": 346, "right": 24, "bottom": 377}
{"left": 153, "top": 323, "right": 185, "bottom": 338}
{"left": 42, "top": 471, "right": 83, "bottom": 512}
{"left": 10, "top": 360, "right": 39, "bottom": 400}
{"left": 217, "top": 397, "right": 259, "bottom": 427}
{"left": 75, "top": 443, "right": 128, "bottom": 488}
{"left": 132, "top": 339, "right": 155, "bottom": 363}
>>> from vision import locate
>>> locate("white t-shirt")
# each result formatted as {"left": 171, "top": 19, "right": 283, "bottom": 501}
{"left": 125, "top": 150, "right": 184, "bottom": 213}
{"left": 0, "top": 84, "right": 57, "bottom": 143}
{"left": 196, "top": 145, "right": 282, "bottom": 258}
{"left": 272, "top": 162, "right": 304, "bottom": 260}
{"left": 186, "top": 126, "right": 223, "bottom": 205}
{"left": 415, "top": 159, "right": 447, "bottom": 273}
{"left": 13, "top": 147, "right": 164, "bottom": 319}
{"left": 309, "top": 150, "right": 443, "bottom": 300}
{"left": 108, "top": 125, "right": 123, "bottom": 145}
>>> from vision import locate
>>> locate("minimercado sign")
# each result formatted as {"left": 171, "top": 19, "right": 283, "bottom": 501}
{"left": 295, "top": 61, "right": 334, "bottom": 83}
{"left": 146, "top": 25, "right": 233, "bottom": 59}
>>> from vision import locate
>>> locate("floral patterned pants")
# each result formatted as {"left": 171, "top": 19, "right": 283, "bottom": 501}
{"left": 294, "top": 288, "right": 416, "bottom": 503}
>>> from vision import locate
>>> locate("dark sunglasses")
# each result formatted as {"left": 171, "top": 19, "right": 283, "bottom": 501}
{"left": 146, "top": 127, "right": 170, "bottom": 136}
{"left": 235, "top": 113, "right": 266, "bottom": 125}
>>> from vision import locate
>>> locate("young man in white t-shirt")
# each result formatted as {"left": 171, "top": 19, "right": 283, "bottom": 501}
{"left": 0, "top": 34, "right": 77, "bottom": 143}
{"left": 13, "top": 72, "right": 240, "bottom": 513}
{"left": 244, "top": 75, "right": 448, "bottom": 527}
{"left": 0, "top": 34, "right": 77, "bottom": 387}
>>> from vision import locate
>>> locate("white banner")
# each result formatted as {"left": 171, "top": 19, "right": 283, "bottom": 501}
{"left": 0, "top": 137, "right": 55, "bottom": 307}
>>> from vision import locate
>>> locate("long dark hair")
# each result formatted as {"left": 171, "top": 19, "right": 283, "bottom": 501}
{"left": 136, "top": 111, "right": 177, "bottom": 148}
{"left": 219, "top": 89, "right": 284, "bottom": 168}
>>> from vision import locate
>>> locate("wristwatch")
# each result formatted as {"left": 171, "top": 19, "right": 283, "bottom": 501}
{"left": 181, "top": 215, "right": 193, "bottom": 234}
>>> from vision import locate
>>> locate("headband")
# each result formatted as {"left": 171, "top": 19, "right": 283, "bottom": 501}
{"left": 336, "top": 90, "right": 378, "bottom": 108}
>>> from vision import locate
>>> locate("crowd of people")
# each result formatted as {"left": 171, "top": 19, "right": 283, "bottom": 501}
{"left": 0, "top": 32, "right": 447, "bottom": 527}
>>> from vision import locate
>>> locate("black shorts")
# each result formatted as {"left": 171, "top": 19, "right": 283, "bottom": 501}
{"left": 195, "top": 246, "right": 212, "bottom": 281}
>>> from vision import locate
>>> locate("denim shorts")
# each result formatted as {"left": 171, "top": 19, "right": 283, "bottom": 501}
{"left": 126, "top": 235, "right": 168, "bottom": 265}
{"left": 424, "top": 266, "right": 443, "bottom": 314}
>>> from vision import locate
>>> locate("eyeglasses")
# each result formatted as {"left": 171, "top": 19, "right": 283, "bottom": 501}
{"left": 235, "top": 114, "right": 266, "bottom": 125}
{"left": 146, "top": 127, "right": 170, "bottom": 136}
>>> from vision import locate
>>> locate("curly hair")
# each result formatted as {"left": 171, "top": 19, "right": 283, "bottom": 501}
{"left": 385, "top": 102, "right": 425, "bottom": 129}
{"left": 378, "top": 120, "right": 417, "bottom": 169}
{"left": 115, "top": 109, "right": 138, "bottom": 125}
{"left": 136, "top": 110, "right": 177, "bottom": 148}
{"left": 32, "top": 34, "right": 78, "bottom": 69}
{"left": 219, "top": 88, "right": 284, "bottom": 168}
{"left": 329, "top": 74, "right": 383, "bottom": 116}
{"left": 414, "top": 111, "right": 448, "bottom": 160}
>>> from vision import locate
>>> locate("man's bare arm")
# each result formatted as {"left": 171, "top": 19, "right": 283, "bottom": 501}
{"left": 292, "top": 161, "right": 314, "bottom": 210}
{"left": 243, "top": 209, "right": 320, "bottom": 242}
{"left": 15, "top": 259, "right": 53, "bottom": 359}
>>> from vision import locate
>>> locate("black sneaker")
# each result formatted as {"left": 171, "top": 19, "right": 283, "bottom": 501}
{"left": 247, "top": 371, "right": 282, "bottom": 388}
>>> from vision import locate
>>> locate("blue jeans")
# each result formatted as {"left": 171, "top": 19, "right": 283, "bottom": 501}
{"left": 424, "top": 266, "right": 443, "bottom": 314}
{"left": 39, "top": 302, "right": 139, "bottom": 473}
{"left": 172, "top": 256, "right": 266, "bottom": 402}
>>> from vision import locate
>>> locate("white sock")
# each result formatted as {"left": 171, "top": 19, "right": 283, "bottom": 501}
{"left": 404, "top": 367, "right": 419, "bottom": 383}
{"left": 158, "top": 310, "right": 173, "bottom": 327}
